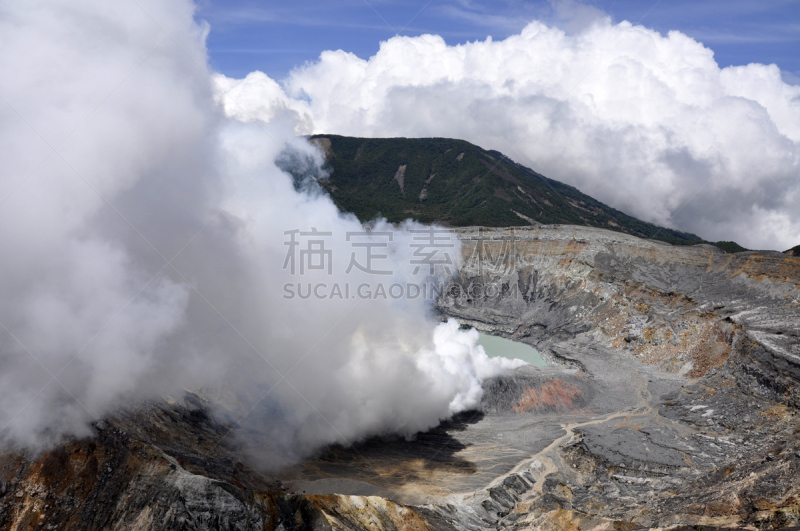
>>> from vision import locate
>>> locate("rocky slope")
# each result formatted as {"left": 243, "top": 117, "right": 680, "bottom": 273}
{"left": 1, "top": 224, "right": 799, "bottom": 530}
{"left": 432, "top": 226, "right": 800, "bottom": 529}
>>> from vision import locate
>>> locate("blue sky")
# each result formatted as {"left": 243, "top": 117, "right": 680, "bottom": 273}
{"left": 198, "top": 0, "right": 800, "bottom": 83}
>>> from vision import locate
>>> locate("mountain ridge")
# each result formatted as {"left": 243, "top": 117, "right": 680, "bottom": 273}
{"left": 307, "top": 134, "right": 716, "bottom": 248}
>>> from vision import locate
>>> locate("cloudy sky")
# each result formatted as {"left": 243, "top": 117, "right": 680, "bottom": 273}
{"left": 200, "top": 0, "right": 800, "bottom": 84}
{"left": 202, "top": 0, "right": 800, "bottom": 251}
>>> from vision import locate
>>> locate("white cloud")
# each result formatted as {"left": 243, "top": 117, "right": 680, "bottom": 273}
{"left": 217, "top": 19, "right": 800, "bottom": 250}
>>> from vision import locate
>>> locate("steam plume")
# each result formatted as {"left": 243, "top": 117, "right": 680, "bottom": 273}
{"left": 0, "top": 0, "right": 523, "bottom": 466}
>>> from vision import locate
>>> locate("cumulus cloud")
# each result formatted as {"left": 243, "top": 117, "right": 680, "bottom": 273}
{"left": 0, "top": 0, "right": 524, "bottom": 464}
{"left": 215, "top": 19, "right": 800, "bottom": 250}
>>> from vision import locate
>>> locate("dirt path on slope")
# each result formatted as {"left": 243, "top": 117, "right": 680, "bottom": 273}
{"left": 485, "top": 369, "right": 659, "bottom": 495}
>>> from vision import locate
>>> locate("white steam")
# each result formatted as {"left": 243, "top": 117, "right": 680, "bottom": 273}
{"left": 215, "top": 20, "right": 800, "bottom": 251}
{"left": 0, "top": 0, "right": 523, "bottom": 463}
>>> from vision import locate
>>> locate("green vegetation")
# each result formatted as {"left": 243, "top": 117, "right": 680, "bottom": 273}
{"left": 306, "top": 135, "right": 747, "bottom": 249}
{"left": 785, "top": 245, "right": 800, "bottom": 256}
{"left": 711, "top": 241, "right": 750, "bottom": 254}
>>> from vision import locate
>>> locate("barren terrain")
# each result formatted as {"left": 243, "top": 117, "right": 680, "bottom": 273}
{"left": 2, "top": 225, "right": 799, "bottom": 530}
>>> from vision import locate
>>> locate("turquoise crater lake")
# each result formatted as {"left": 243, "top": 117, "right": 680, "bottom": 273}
{"left": 477, "top": 333, "right": 546, "bottom": 366}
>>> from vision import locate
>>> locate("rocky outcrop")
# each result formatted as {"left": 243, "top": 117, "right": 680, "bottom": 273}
{"left": 442, "top": 226, "right": 799, "bottom": 396}
{"left": 0, "top": 396, "right": 434, "bottom": 531}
